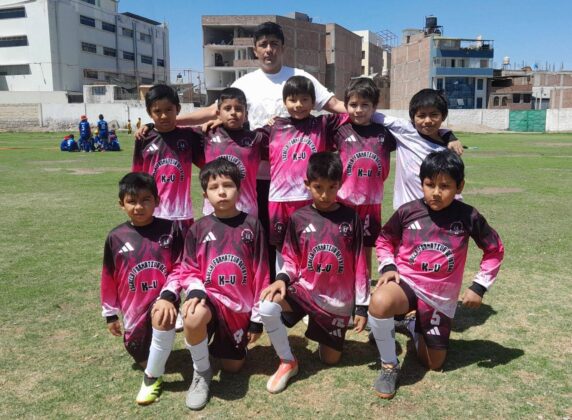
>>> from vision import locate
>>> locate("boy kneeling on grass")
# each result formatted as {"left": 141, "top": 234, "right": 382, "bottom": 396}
{"left": 368, "top": 150, "right": 504, "bottom": 399}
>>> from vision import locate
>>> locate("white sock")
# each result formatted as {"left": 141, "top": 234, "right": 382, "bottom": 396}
{"left": 259, "top": 300, "right": 294, "bottom": 362}
{"left": 185, "top": 337, "right": 211, "bottom": 373}
{"left": 407, "top": 318, "right": 420, "bottom": 350}
{"left": 368, "top": 313, "right": 398, "bottom": 365}
{"left": 144, "top": 328, "right": 176, "bottom": 378}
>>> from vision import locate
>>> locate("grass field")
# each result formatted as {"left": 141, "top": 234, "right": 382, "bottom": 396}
{"left": 0, "top": 131, "right": 571, "bottom": 418}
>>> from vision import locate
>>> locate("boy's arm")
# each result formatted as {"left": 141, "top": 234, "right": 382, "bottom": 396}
{"left": 468, "top": 209, "right": 505, "bottom": 296}
{"left": 176, "top": 103, "right": 218, "bottom": 126}
{"left": 322, "top": 96, "right": 346, "bottom": 114}
{"left": 248, "top": 221, "right": 270, "bottom": 334}
{"left": 352, "top": 212, "right": 370, "bottom": 315}
{"left": 159, "top": 222, "right": 186, "bottom": 303}
{"left": 375, "top": 210, "right": 403, "bottom": 274}
{"left": 276, "top": 218, "right": 302, "bottom": 286}
{"left": 100, "top": 237, "right": 121, "bottom": 331}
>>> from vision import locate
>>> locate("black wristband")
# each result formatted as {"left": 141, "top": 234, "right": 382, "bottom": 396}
{"left": 355, "top": 306, "right": 368, "bottom": 318}
{"left": 145, "top": 122, "right": 155, "bottom": 131}
{"left": 159, "top": 290, "right": 178, "bottom": 303}
{"left": 469, "top": 282, "right": 487, "bottom": 298}
{"left": 275, "top": 273, "right": 291, "bottom": 287}
{"left": 248, "top": 321, "right": 263, "bottom": 334}
{"left": 381, "top": 264, "right": 398, "bottom": 274}
{"left": 186, "top": 289, "right": 208, "bottom": 301}
{"left": 106, "top": 315, "right": 119, "bottom": 323}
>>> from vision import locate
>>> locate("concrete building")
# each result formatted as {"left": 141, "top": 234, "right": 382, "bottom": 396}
{"left": 534, "top": 71, "right": 572, "bottom": 109}
{"left": 325, "top": 23, "right": 362, "bottom": 99}
{"left": 390, "top": 16, "right": 494, "bottom": 110}
{"left": 0, "top": 0, "right": 169, "bottom": 101}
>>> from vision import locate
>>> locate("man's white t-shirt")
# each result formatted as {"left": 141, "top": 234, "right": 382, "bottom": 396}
{"left": 232, "top": 66, "right": 334, "bottom": 180}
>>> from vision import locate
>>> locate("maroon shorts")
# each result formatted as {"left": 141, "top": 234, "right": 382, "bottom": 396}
{"left": 281, "top": 283, "right": 351, "bottom": 352}
{"left": 123, "top": 306, "right": 153, "bottom": 363}
{"left": 268, "top": 200, "right": 312, "bottom": 247}
{"left": 399, "top": 281, "right": 452, "bottom": 350}
{"left": 205, "top": 295, "right": 251, "bottom": 360}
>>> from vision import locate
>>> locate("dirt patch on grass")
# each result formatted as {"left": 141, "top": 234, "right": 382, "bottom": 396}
{"left": 536, "top": 142, "right": 572, "bottom": 147}
{"left": 465, "top": 187, "right": 524, "bottom": 195}
{"left": 68, "top": 168, "right": 104, "bottom": 175}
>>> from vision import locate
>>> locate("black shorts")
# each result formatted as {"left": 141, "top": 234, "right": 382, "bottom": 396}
{"left": 205, "top": 296, "right": 250, "bottom": 361}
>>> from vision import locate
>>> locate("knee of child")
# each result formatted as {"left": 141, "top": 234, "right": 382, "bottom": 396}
{"left": 259, "top": 299, "right": 282, "bottom": 319}
{"left": 221, "top": 358, "right": 245, "bottom": 373}
{"left": 319, "top": 345, "right": 341, "bottom": 365}
{"left": 369, "top": 291, "right": 392, "bottom": 318}
{"left": 183, "top": 306, "right": 211, "bottom": 331}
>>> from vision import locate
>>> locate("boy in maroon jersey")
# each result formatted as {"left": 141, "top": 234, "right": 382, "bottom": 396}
{"left": 369, "top": 150, "right": 504, "bottom": 399}
{"left": 333, "top": 77, "right": 396, "bottom": 281}
{"left": 132, "top": 84, "right": 204, "bottom": 235}
{"left": 100, "top": 172, "right": 184, "bottom": 405}
{"left": 258, "top": 152, "right": 369, "bottom": 394}
{"left": 166, "top": 158, "right": 269, "bottom": 410}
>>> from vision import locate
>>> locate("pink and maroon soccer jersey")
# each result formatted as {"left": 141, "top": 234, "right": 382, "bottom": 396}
{"left": 280, "top": 204, "right": 369, "bottom": 317}
{"left": 202, "top": 126, "right": 268, "bottom": 217}
{"left": 100, "top": 218, "right": 184, "bottom": 332}
{"left": 376, "top": 199, "right": 504, "bottom": 318}
{"left": 333, "top": 122, "right": 396, "bottom": 206}
{"left": 169, "top": 212, "right": 269, "bottom": 325}
{"left": 132, "top": 127, "right": 204, "bottom": 221}
{"left": 265, "top": 114, "right": 347, "bottom": 202}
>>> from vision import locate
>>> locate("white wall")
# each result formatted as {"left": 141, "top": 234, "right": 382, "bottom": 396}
{"left": 0, "top": 91, "right": 69, "bottom": 104}
{"left": 546, "top": 109, "right": 572, "bottom": 132}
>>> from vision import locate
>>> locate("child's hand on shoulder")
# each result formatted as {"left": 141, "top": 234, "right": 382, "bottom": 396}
{"left": 107, "top": 319, "right": 122, "bottom": 337}
{"left": 461, "top": 288, "right": 482, "bottom": 308}
{"left": 447, "top": 140, "right": 464, "bottom": 156}
{"left": 201, "top": 118, "right": 223, "bottom": 133}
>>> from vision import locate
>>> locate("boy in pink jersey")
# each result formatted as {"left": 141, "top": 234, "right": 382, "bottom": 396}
{"left": 100, "top": 173, "right": 184, "bottom": 405}
{"left": 333, "top": 77, "right": 396, "bottom": 280}
{"left": 264, "top": 76, "right": 347, "bottom": 252}
{"left": 200, "top": 87, "right": 268, "bottom": 218}
{"left": 368, "top": 150, "right": 504, "bottom": 399}
{"left": 166, "top": 159, "right": 269, "bottom": 410}
{"left": 132, "top": 84, "right": 204, "bottom": 234}
{"left": 258, "top": 152, "right": 369, "bottom": 394}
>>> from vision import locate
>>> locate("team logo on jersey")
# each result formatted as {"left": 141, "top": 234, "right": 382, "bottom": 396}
{"left": 202, "top": 231, "right": 217, "bottom": 243}
{"left": 346, "top": 151, "right": 382, "bottom": 177}
{"left": 219, "top": 154, "right": 246, "bottom": 179}
{"left": 409, "top": 242, "right": 455, "bottom": 272}
{"left": 211, "top": 135, "right": 222, "bottom": 143}
{"left": 281, "top": 137, "right": 317, "bottom": 161}
{"left": 449, "top": 221, "right": 465, "bottom": 235}
{"left": 152, "top": 158, "right": 185, "bottom": 182}
{"left": 128, "top": 260, "right": 167, "bottom": 292}
{"left": 407, "top": 221, "right": 422, "bottom": 230}
{"left": 241, "top": 228, "right": 254, "bottom": 244}
{"left": 158, "top": 234, "right": 172, "bottom": 248}
{"left": 205, "top": 254, "right": 247, "bottom": 286}
{"left": 377, "top": 134, "right": 386, "bottom": 145}
{"left": 339, "top": 222, "right": 353, "bottom": 237}
{"left": 274, "top": 222, "right": 285, "bottom": 235}
{"left": 303, "top": 223, "right": 317, "bottom": 234}
{"left": 345, "top": 134, "right": 358, "bottom": 143}
{"left": 307, "top": 243, "right": 344, "bottom": 273}
{"left": 118, "top": 242, "right": 134, "bottom": 254}
{"left": 177, "top": 140, "right": 188, "bottom": 152}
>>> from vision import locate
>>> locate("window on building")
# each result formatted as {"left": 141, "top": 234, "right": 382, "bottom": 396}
{"left": 141, "top": 55, "right": 153, "bottom": 65}
{"left": 523, "top": 94, "right": 532, "bottom": 103}
{"left": 459, "top": 59, "right": 465, "bottom": 68}
{"left": 0, "top": 64, "right": 31, "bottom": 75}
{"left": 0, "top": 7, "right": 26, "bottom": 19}
{"left": 480, "top": 59, "right": 489, "bottom": 68}
{"left": 477, "top": 79, "right": 484, "bottom": 90}
{"left": 157, "top": 58, "right": 165, "bottom": 67}
{"left": 83, "top": 69, "right": 98, "bottom": 79}
{"left": 0, "top": 35, "right": 28, "bottom": 47}
{"left": 91, "top": 86, "right": 106, "bottom": 95}
{"left": 123, "top": 51, "right": 134, "bottom": 61}
{"left": 102, "top": 21, "right": 116, "bottom": 33}
{"left": 436, "top": 78, "right": 444, "bottom": 91}
{"left": 361, "top": 66, "right": 365, "bottom": 74}
{"left": 513, "top": 93, "right": 521, "bottom": 103}
{"left": 493, "top": 96, "right": 499, "bottom": 106}
{"left": 450, "top": 59, "right": 456, "bottom": 68}
{"left": 141, "top": 77, "right": 154, "bottom": 84}
{"left": 139, "top": 32, "right": 152, "bottom": 43}
{"left": 361, "top": 50, "right": 365, "bottom": 59}
{"left": 81, "top": 42, "right": 97, "bottom": 53}
{"left": 476, "top": 97, "right": 483, "bottom": 109}
{"left": 122, "top": 27, "right": 133, "bottom": 38}
{"left": 103, "top": 47, "right": 116, "bottom": 57}
{"left": 501, "top": 97, "right": 508, "bottom": 106}
{"left": 80, "top": 15, "right": 95, "bottom": 27}
{"left": 80, "top": 0, "right": 96, "bottom": 4}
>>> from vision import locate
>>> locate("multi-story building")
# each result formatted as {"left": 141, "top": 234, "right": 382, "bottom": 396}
{"left": 0, "top": 0, "right": 169, "bottom": 98}
{"left": 204, "top": 13, "right": 365, "bottom": 104}
{"left": 390, "top": 16, "right": 494, "bottom": 110}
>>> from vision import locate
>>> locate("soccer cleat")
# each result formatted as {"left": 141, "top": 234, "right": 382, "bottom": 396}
{"left": 135, "top": 376, "right": 163, "bottom": 405}
{"left": 394, "top": 311, "right": 416, "bottom": 336}
{"left": 266, "top": 358, "right": 298, "bottom": 394}
{"left": 373, "top": 363, "right": 400, "bottom": 399}
{"left": 185, "top": 367, "right": 213, "bottom": 410}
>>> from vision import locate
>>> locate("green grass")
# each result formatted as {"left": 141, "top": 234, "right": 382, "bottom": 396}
{"left": 1, "top": 132, "right": 571, "bottom": 418}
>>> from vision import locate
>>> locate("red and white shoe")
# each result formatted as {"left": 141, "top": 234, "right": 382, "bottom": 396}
{"left": 266, "top": 358, "right": 298, "bottom": 394}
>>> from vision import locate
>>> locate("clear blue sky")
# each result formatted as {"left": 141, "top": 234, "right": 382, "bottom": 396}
{"left": 118, "top": 0, "right": 572, "bottom": 83}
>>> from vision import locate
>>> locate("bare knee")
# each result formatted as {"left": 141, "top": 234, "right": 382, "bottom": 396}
{"left": 416, "top": 338, "right": 446, "bottom": 370}
{"left": 221, "top": 358, "right": 245, "bottom": 373}
{"left": 369, "top": 288, "right": 393, "bottom": 318}
{"left": 183, "top": 305, "right": 211, "bottom": 337}
{"left": 319, "top": 344, "right": 341, "bottom": 365}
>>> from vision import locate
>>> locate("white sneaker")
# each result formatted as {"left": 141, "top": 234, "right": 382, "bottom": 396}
{"left": 175, "top": 312, "right": 184, "bottom": 332}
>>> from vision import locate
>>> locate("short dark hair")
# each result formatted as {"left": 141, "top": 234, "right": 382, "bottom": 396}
{"left": 307, "top": 151, "right": 343, "bottom": 183}
{"left": 253, "top": 21, "right": 285, "bottom": 45}
{"left": 283, "top": 75, "right": 316, "bottom": 103}
{"left": 409, "top": 89, "right": 448, "bottom": 121}
{"left": 98, "top": 114, "right": 104, "bottom": 120}
{"left": 199, "top": 158, "right": 242, "bottom": 192}
{"left": 118, "top": 172, "right": 158, "bottom": 201}
{"left": 344, "top": 77, "right": 380, "bottom": 108}
{"left": 419, "top": 150, "right": 464, "bottom": 187}
{"left": 218, "top": 87, "right": 247, "bottom": 109}
{"left": 145, "top": 84, "right": 180, "bottom": 113}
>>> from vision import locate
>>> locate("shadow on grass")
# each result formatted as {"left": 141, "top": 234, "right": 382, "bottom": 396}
{"left": 452, "top": 302, "right": 498, "bottom": 333}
